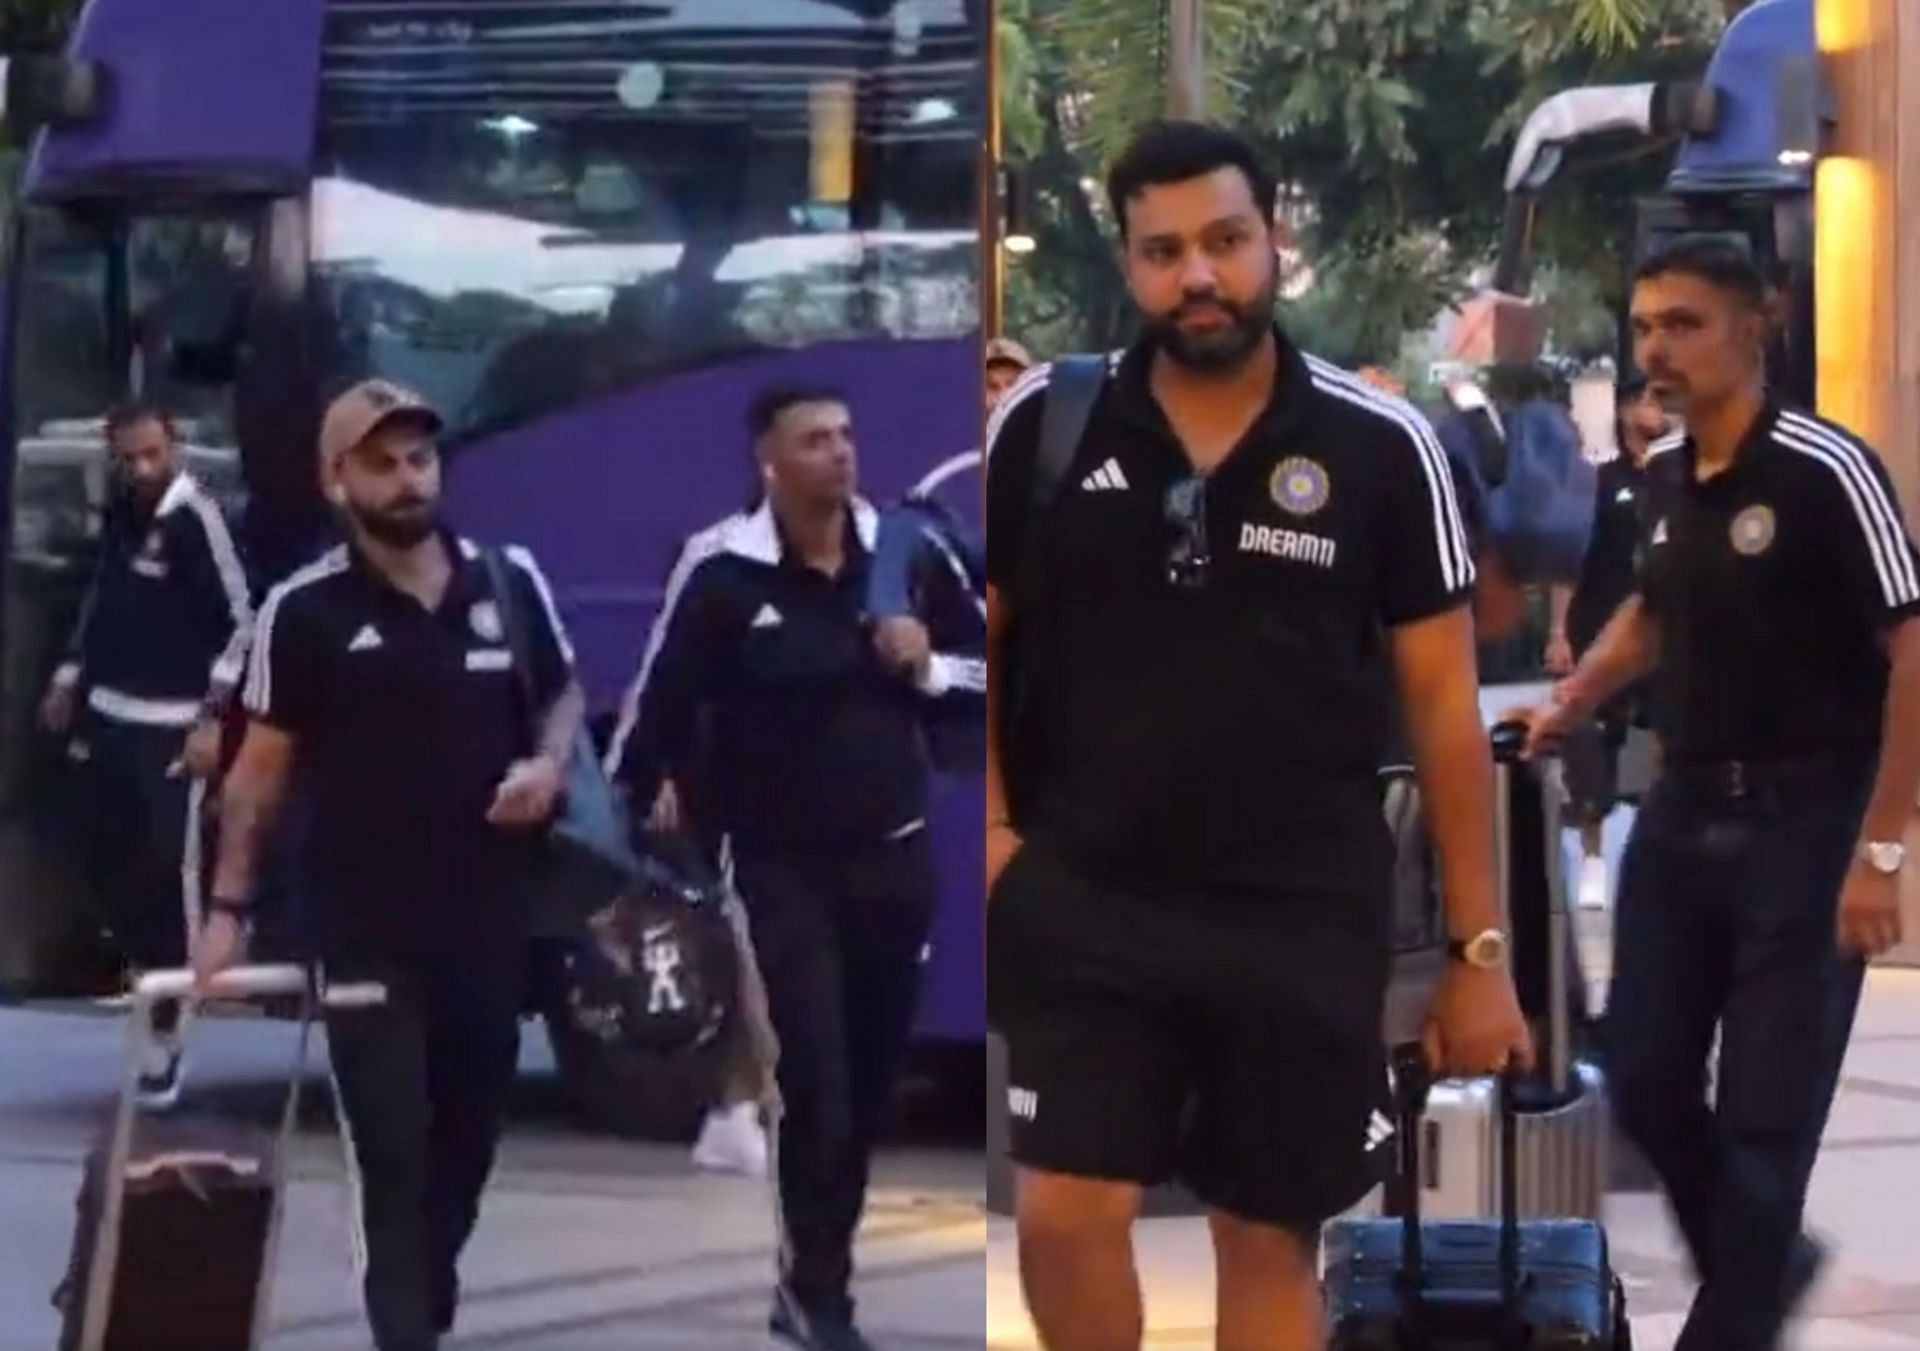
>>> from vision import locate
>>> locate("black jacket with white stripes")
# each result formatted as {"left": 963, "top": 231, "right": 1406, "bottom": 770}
{"left": 56, "top": 472, "right": 252, "bottom": 723}
{"left": 605, "top": 499, "right": 934, "bottom": 856}
{"left": 1634, "top": 400, "right": 1920, "bottom": 766}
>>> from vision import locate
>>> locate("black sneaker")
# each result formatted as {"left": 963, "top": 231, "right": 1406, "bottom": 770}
{"left": 769, "top": 1287, "right": 876, "bottom": 1351}
{"left": 433, "top": 1270, "right": 458, "bottom": 1335}
{"left": 1785, "top": 1232, "right": 1828, "bottom": 1312}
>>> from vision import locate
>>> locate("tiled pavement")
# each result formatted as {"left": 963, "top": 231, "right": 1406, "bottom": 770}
{"left": 0, "top": 1007, "right": 985, "bottom": 1350}
{"left": 985, "top": 971, "right": 1920, "bottom": 1350}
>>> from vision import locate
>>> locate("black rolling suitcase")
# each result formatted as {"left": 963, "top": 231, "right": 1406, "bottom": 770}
{"left": 1322, "top": 1044, "right": 1630, "bottom": 1349}
{"left": 53, "top": 966, "right": 383, "bottom": 1351}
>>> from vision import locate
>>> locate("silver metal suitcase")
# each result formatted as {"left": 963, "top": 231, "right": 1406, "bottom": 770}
{"left": 1413, "top": 724, "right": 1611, "bottom": 1224}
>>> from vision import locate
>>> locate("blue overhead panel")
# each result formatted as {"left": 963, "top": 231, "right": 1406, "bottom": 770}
{"left": 25, "top": 0, "right": 327, "bottom": 199}
{"left": 1669, "top": 0, "right": 1816, "bottom": 196}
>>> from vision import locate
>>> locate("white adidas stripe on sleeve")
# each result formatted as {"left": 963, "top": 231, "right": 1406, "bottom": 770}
{"left": 1773, "top": 412, "right": 1919, "bottom": 607}
{"left": 1305, "top": 357, "right": 1474, "bottom": 592}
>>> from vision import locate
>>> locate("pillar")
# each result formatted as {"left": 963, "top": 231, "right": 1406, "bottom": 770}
{"left": 1816, "top": 0, "right": 1920, "bottom": 963}
{"left": 980, "top": 0, "right": 1003, "bottom": 343}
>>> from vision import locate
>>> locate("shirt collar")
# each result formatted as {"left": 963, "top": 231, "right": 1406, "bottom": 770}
{"left": 344, "top": 525, "right": 477, "bottom": 608}
{"left": 724, "top": 497, "right": 880, "bottom": 567}
{"left": 1105, "top": 323, "right": 1316, "bottom": 456}
{"left": 154, "top": 471, "right": 198, "bottom": 518}
{"left": 1679, "top": 398, "right": 1779, "bottom": 492}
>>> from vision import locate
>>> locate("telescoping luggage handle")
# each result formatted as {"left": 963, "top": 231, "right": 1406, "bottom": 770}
{"left": 79, "top": 966, "right": 387, "bottom": 1351}
{"left": 1488, "top": 718, "right": 1575, "bottom": 1098}
{"left": 1390, "top": 1043, "right": 1528, "bottom": 1340}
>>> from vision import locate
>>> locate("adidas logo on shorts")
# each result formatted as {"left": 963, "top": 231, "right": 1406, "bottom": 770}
{"left": 1363, "top": 1109, "right": 1395, "bottom": 1153}
{"left": 1008, "top": 1087, "right": 1039, "bottom": 1122}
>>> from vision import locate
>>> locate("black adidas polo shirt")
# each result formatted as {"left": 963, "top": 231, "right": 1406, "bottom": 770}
{"left": 1636, "top": 401, "right": 1920, "bottom": 766}
{"left": 242, "top": 532, "right": 573, "bottom": 960}
{"left": 986, "top": 328, "right": 1475, "bottom": 899}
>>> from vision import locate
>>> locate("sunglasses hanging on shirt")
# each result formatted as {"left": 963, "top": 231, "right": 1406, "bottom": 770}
{"left": 1164, "top": 476, "right": 1210, "bottom": 589}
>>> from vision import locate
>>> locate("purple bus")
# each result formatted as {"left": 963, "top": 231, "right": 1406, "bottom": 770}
{"left": 0, "top": 0, "right": 986, "bottom": 1122}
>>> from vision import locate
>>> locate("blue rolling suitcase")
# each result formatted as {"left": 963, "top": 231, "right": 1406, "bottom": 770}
{"left": 1322, "top": 1044, "right": 1630, "bottom": 1349}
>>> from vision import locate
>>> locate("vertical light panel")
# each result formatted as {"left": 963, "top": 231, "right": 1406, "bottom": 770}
{"left": 1813, "top": 0, "right": 1884, "bottom": 448}
{"left": 811, "top": 78, "right": 856, "bottom": 206}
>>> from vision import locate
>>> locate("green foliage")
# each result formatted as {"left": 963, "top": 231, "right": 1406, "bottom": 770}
{"left": 1002, "top": 0, "right": 1728, "bottom": 361}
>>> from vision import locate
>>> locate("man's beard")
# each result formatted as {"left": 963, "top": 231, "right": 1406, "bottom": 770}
{"left": 353, "top": 500, "right": 439, "bottom": 548}
{"left": 116, "top": 475, "right": 171, "bottom": 519}
{"left": 1145, "top": 283, "right": 1276, "bottom": 374}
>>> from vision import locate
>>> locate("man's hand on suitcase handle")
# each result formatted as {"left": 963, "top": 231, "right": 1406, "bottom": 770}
{"left": 191, "top": 904, "right": 252, "bottom": 993}
{"left": 1422, "top": 962, "right": 1535, "bottom": 1078}
{"left": 1499, "top": 688, "right": 1585, "bottom": 761}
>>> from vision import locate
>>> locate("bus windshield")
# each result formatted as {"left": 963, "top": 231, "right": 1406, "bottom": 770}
{"left": 312, "top": 0, "right": 980, "bottom": 440}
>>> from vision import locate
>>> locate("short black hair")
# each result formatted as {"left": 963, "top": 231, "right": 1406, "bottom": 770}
{"left": 1633, "top": 236, "right": 1768, "bottom": 311}
{"left": 1105, "top": 120, "right": 1277, "bottom": 239}
{"left": 104, "top": 401, "right": 177, "bottom": 445}
{"left": 747, "top": 384, "right": 849, "bottom": 441}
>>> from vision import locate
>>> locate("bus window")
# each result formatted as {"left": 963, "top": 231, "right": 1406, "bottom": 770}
{"left": 311, "top": 0, "right": 981, "bottom": 441}
{"left": 127, "top": 215, "right": 255, "bottom": 467}
{"left": 7, "top": 209, "right": 118, "bottom": 572}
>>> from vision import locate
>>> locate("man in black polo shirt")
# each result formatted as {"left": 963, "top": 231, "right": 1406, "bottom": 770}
{"left": 1517, "top": 238, "right": 1920, "bottom": 1348}
{"left": 606, "top": 386, "right": 944, "bottom": 1351}
{"left": 192, "top": 380, "right": 584, "bottom": 1351}
{"left": 984, "top": 121, "right": 1530, "bottom": 1347}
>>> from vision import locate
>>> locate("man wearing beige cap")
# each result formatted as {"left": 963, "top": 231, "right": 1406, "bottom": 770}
{"left": 195, "top": 379, "right": 585, "bottom": 1351}
{"left": 986, "top": 336, "right": 1034, "bottom": 414}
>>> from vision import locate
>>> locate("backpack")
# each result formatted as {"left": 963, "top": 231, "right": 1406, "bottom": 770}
{"left": 996, "top": 354, "right": 1108, "bottom": 824}
{"left": 1440, "top": 392, "right": 1596, "bottom": 584}
{"left": 868, "top": 496, "right": 988, "bottom": 774}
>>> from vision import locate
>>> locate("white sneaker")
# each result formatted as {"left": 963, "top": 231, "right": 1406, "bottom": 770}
{"left": 1576, "top": 855, "right": 1610, "bottom": 911}
{"left": 692, "top": 1102, "right": 769, "bottom": 1178}
{"left": 136, "top": 1039, "right": 187, "bottom": 1112}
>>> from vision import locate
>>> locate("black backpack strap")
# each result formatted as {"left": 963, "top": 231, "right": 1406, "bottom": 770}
{"left": 1015, "top": 353, "right": 1107, "bottom": 603}
{"left": 479, "top": 546, "right": 541, "bottom": 749}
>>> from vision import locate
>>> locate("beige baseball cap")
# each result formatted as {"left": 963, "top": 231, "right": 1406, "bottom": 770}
{"left": 319, "top": 379, "right": 443, "bottom": 465}
{"left": 985, "top": 336, "right": 1034, "bottom": 370}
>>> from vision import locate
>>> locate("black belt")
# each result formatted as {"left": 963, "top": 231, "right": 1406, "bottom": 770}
{"left": 1661, "top": 756, "right": 1868, "bottom": 800}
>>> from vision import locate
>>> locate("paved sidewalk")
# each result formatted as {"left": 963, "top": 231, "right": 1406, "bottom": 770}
{"left": 0, "top": 1007, "right": 985, "bottom": 1350}
{"left": 986, "top": 968, "right": 1920, "bottom": 1349}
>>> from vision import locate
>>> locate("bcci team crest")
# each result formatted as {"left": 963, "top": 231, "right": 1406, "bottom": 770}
{"left": 469, "top": 600, "right": 504, "bottom": 643}
{"left": 1270, "top": 456, "right": 1331, "bottom": 517}
{"left": 1730, "top": 504, "right": 1776, "bottom": 557}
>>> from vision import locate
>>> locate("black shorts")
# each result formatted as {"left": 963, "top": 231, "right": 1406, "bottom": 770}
{"left": 988, "top": 839, "right": 1393, "bottom": 1231}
